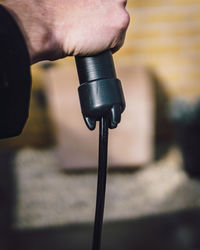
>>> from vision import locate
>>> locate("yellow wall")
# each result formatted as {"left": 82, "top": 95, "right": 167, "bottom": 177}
{"left": 115, "top": 0, "right": 200, "bottom": 99}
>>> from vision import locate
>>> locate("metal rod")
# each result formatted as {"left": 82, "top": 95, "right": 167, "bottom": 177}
{"left": 92, "top": 117, "right": 109, "bottom": 250}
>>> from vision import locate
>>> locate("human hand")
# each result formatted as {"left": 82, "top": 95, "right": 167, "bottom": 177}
{"left": 1, "top": 0, "right": 130, "bottom": 64}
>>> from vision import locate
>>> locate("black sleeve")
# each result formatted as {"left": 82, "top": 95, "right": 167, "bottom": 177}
{"left": 0, "top": 5, "right": 32, "bottom": 139}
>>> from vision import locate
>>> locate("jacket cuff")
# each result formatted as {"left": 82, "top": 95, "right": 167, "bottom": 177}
{"left": 0, "top": 5, "right": 32, "bottom": 138}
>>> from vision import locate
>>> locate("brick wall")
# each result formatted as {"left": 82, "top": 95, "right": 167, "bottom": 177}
{"left": 115, "top": 0, "right": 200, "bottom": 100}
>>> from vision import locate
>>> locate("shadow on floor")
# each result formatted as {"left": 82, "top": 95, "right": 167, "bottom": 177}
{"left": 12, "top": 208, "right": 200, "bottom": 250}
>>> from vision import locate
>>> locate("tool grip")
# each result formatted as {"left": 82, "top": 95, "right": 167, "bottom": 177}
{"left": 75, "top": 50, "right": 116, "bottom": 83}
{"left": 75, "top": 50, "right": 125, "bottom": 130}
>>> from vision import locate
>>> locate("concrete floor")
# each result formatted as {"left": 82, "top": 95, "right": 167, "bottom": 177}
{"left": 1, "top": 146, "right": 200, "bottom": 250}
{"left": 13, "top": 146, "right": 200, "bottom": 229}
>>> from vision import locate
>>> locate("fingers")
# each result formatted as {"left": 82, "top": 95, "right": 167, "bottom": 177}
{"left": 115, "top": 0, "right": 127, "bottom": 7}
{"left": 110, "top": 19, "right": 129, "bottom": 53}
{"left": 121, "top": 0, "right": 128, "bottom": 7}
{"left": 113, "top": 0, "right": 129, "bottom": 52}
{"left": 111, "top": 33, "right": 125, "bottom": 53}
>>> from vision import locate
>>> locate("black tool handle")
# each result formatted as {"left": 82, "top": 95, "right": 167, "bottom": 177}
{"left": 75, "top": 50, "right": 125, "bottom": 130}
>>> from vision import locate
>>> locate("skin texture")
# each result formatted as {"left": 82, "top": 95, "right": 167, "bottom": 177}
{"left": 1, "top": 0, "right": 130, "bottom": 64}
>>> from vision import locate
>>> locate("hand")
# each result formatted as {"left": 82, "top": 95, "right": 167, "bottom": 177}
{"left": 1, "top": 0, "right": 130, "bottom": 64}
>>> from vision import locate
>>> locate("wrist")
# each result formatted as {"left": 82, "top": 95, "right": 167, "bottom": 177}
{"left": 1, "top": 1, "right": 56, "bottom": 64}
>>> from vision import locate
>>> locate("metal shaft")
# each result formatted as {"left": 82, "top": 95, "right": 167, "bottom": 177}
{"left": 92, "top": 117, "right": 108, "bottom": 250}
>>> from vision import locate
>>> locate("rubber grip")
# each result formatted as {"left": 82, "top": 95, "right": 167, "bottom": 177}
{"left": 75, "top": 50, "right": 125, "bottom": 130}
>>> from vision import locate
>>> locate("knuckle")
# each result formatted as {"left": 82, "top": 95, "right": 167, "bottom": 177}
{"left": 117, "top": 10, "right": 130, "bottom": 30}
{"left": 121, "top": 0, "right": 128, "bottom": 7}
{"left": 115, "top": 0, "right": 127, "bottom": 5}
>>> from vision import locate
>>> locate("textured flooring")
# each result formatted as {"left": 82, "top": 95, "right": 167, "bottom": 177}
{"left": 13, "top": 147, "right": 200, "bottom": 229}
{"left": 1, "top": 147, "right": 200, "bottom": 249}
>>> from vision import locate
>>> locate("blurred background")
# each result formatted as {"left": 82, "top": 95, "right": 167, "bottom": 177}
{"left": 1, "top": 0, "right": 200, "bottom": 249}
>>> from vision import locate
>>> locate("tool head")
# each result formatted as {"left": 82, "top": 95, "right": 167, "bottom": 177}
{"left": 75, "top": 50, "right": 125, "bottom": 130}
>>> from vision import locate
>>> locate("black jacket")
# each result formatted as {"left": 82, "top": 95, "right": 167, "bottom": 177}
{"left": 0, "top": 5, "right": 31, "bottom": 139}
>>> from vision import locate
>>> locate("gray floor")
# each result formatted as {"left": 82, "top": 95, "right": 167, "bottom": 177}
{"left": 13, "top": 147, "right": 200, "bottom": 229}
{"left": 1, "top": 146, "right": 200, "bottom": 250}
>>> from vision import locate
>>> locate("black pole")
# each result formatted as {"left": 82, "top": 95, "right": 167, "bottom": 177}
{"left": 75, "top": 50, "right": 125, "bottom": 250}
{"left": 92, "top": 117, "right": 108, "bottom": 250}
